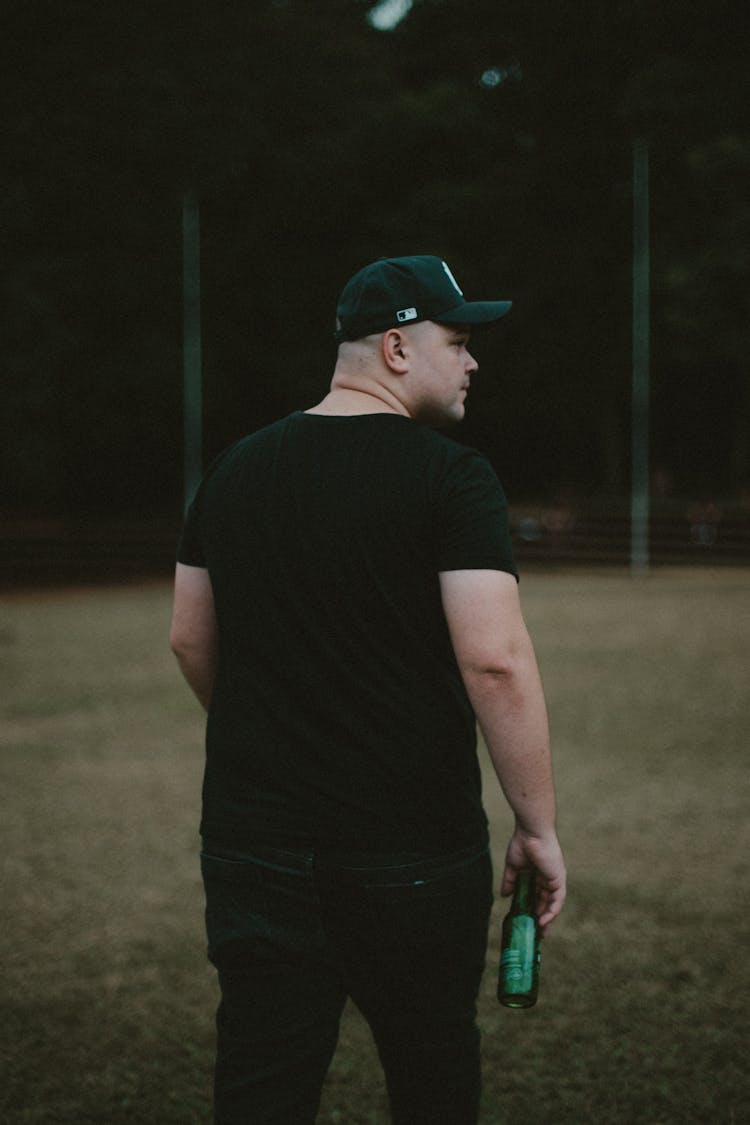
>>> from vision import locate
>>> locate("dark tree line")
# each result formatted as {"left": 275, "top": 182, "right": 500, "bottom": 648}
{"left": 4, "top": 0, "right": 749, "bottom": 518}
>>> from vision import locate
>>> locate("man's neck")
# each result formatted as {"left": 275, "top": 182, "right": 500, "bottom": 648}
{"left": 305, "top": 387, "right": 409, "bottom": 417}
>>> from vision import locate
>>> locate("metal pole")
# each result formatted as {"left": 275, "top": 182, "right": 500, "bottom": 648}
{"left": 182, "top": 190, "right": 203, "bottom": 515}
{"left": 631, "top": 138, "right": 650, "bottom": 573}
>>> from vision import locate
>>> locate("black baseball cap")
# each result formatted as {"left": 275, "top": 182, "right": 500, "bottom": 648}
{"left": 335, "top": 255, "right": 512, "bottom": 343}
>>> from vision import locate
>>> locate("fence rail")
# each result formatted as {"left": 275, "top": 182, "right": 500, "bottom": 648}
{"left": 1, "top": 510, "right": 749, "bottom": 588}
{"left": 0, "top": 521, "right": 181, "bottom": 587}
{"left": 509, "top": 505, "right": 750, "bottom": 568}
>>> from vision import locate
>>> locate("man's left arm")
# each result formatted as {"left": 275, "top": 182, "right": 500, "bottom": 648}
{"left": 170, "top": 562, "right": 218, "bottom": 711}
{"left": 440, "top": 568, "right": 565, "bottom": 933}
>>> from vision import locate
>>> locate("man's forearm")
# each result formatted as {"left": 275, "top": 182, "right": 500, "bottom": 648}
{"left": 173, "top": 647, "right": 216, "bottom": 711}
{"left": 462, "top": 646, "right": 557, "bottom": 837}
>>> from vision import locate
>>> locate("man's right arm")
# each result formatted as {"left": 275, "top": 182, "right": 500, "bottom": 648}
{"left": 439, "top": 568, "right": 566, "bottom": 934}
{"left": 170, "top": 562, "right": 218, "bottom": 712}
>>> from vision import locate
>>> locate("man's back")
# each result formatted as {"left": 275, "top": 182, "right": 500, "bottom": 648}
{"left": 178, "top": 410, "right": 516, "bottom": 852}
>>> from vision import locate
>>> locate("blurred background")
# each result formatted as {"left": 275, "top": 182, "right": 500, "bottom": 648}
{"left": 3, "top": 7, "right": 749, "bottom": 1120}
{"left": 4, "top": 0, "right": 749, "bottom": 579}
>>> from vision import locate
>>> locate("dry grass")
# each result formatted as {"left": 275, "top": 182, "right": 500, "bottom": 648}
{"left": 1, "top": 571, "right": 748, "bottom": 1123}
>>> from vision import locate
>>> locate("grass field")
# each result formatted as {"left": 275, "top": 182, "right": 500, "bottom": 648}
{"left": 1, "top": 571, "right": 748, "bottom": 1124}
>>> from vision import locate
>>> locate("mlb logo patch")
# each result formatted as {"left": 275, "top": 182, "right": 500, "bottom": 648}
{"left": 396, "top": 307, "right": 418, "bottom": 323}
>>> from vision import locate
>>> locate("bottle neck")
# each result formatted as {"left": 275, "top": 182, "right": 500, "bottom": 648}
{"left": 513, "top": 872, "right": 536, "bottom": 915}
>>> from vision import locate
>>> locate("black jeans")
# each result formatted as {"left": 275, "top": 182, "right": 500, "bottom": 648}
{"left": 200, "top": 840, "right": 494, "bottom": 1125}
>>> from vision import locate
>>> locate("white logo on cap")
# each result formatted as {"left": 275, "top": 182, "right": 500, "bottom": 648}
{"left": 397, "top": 307, "right": 418, "bottom": 323}
{"left": 441, "top": 261, "right": 464, "bottom": 296}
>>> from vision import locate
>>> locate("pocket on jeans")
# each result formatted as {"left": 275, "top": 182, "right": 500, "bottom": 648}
{"left": 200, "top": 852, "right": 271, "bottom": 968}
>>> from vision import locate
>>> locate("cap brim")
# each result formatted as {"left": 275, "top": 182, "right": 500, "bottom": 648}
{"left": 438, "top": 300, "right": 512, "bottom": 327}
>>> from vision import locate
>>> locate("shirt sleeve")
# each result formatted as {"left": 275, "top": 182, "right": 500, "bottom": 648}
{"left": 433, "top": 449, "right": 518, "bottom": 579}
{"left": 175, "top": 440, "right": 242, "bottom": 568}
{"left": 176, "top": 490, "right": 206, "bottom": 567}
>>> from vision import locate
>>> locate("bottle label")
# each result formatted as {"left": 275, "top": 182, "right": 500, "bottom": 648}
{"left": 500, "top": 917, "right": 538, "bottom": 991}
{"left": 500, "top": 948, "right": 523, "bottom": 982}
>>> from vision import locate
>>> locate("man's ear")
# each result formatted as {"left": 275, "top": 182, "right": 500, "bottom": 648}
{"left": 381, "top": 328, "right": 409, "bottom": 374}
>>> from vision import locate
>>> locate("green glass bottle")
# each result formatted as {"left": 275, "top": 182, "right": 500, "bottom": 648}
{"left": 497, "top": 871, "right": 541, "bottom": 1008}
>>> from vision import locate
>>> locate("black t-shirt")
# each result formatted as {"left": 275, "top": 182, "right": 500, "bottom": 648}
{"left": 178, "top": 411, "right": 517, "bottom": 853}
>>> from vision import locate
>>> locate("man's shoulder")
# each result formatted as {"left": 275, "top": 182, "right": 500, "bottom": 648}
{"left": 411, "top": 424, "right": 496, "bottom": 475}
{"left": 209, "top": 415, "right": 495, "bottom": 486}
{"left": 215, "top": 414, "right": 299, "bottom": 458}
{"left": 243, "top": 412, "right": 299, "bottom": 443}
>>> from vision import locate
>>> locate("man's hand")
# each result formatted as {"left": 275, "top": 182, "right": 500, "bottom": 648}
{"left": 502, "top": 827, "right": 566, "bottom": 936}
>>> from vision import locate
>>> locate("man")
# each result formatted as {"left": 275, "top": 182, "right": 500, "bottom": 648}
{"left": 170, "top": 254, "right": 566, "bottom": 1125}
